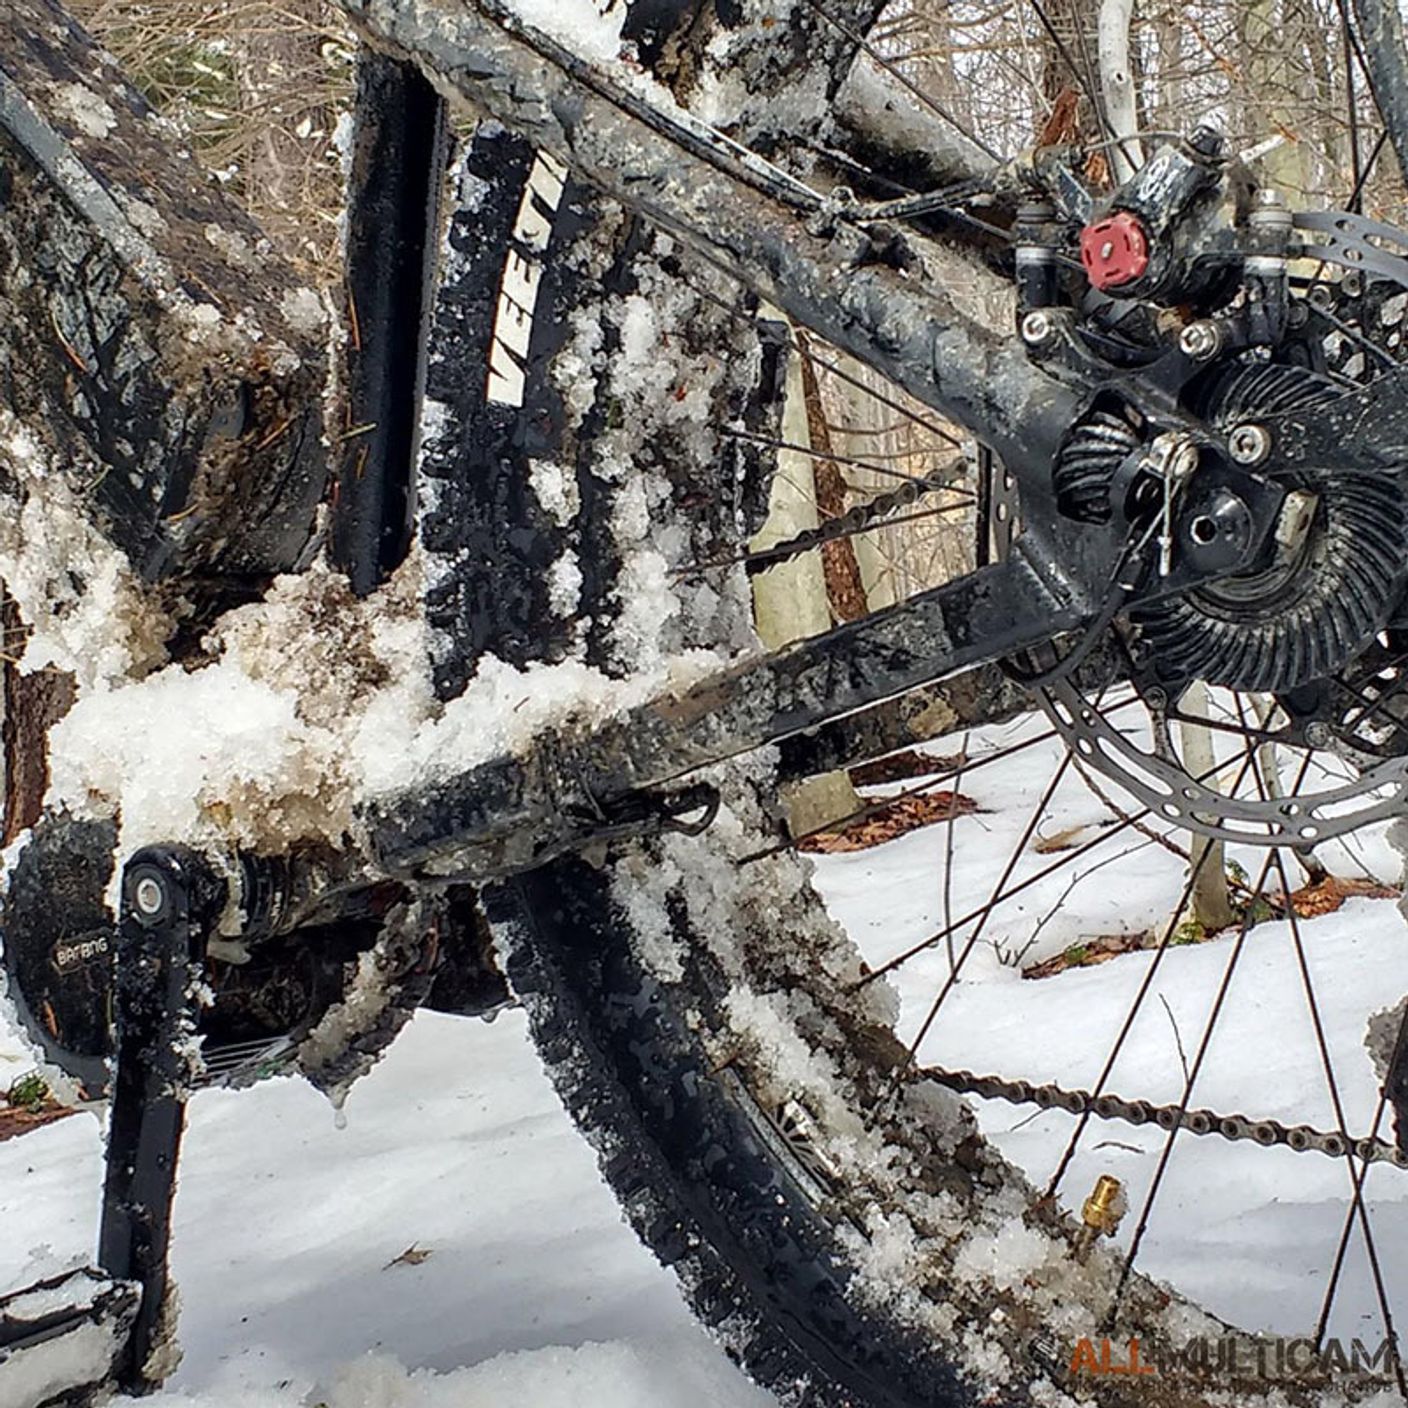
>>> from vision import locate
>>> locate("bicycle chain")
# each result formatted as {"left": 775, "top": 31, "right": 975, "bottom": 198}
{"left": 925, "top": 1065, "right": 1408, "bottom": 1169}
{"left": 744, "top": 463, "right": 965, "bottom": 576}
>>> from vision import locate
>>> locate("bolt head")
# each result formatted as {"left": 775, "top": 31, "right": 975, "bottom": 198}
{"left": 134, "top": 874, "right": 165, "bottom": 916}
{"left": 1020, "top": 309, "right": 1054, "bottom": 346}
{"left": 1188, "top": 123, "right": 1224, "bottom": 157}
{"left": 1178, "top": 321, "right": 1221, "bottom": 359}
{"left": 1227, "top": 422, "right": 1271, "bottom": 465}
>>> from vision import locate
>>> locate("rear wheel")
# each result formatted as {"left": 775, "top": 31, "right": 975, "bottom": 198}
{"left": 415, "top": 7, "right": 1408, "bottom": 1406}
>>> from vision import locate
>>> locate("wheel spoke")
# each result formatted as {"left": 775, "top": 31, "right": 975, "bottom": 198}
{"left": 1273, "top": 844, "right": 1406, "bottom": 1390}
{"left": 756, "top": 727, "right": 1056, "bottom": 863}
{"left": 942, "top": 733, "right": 970, "bottom": 975}
{"left": 857, "top": 707, "right": 1232, "bottom": 987}
{"left": 1019, "top": 0, "right": 1128, "bottom": 162}
{"left": 720, "top": 428, "right": 964, "bottom": 490}
{"left": 1113, "top": 844, "right": 1279, "bottom": 1304}
{"left": 1316, "top": 1021, "right": 1408, "bottom": 1347}
{"left": 900, "top": 746, "right": 1077, "bottom": 1065}
{"left": 799, "top": 0, "right": 1004, "bottom": 163}
{"left": 793, "top": 341, "right": 964, "bottom": 449}
{"left": 1336, "top": 0, "right": 1367, "bottom": 210}
{"left": 682, "top": 271, "right": 973, "bottom": 453}
{"left": 682, "top": 502, "right": 974, "bottom": 579}
{"left": 1043, "top": 738, "right": 1262, "bottom": 1200}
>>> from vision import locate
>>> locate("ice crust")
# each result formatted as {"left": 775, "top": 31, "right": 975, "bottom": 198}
{"left": 0, "top": 1319, "right": 117, "bottom": 1408}
{"left": 0, "top": 412, "right": 168, "bottom": 689}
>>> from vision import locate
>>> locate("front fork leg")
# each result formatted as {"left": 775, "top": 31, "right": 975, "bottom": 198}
{"left": 98, "top": 847, "right": 223, "bottom": 1392}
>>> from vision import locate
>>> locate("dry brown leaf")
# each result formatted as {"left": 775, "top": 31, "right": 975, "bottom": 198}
{"left": 1038, "top": 87, "right": 1081, "bottom": 147}
{"left": 383, "top": 1244, "right": 433, "bottom": 1270}
{"left": 1286, "top": 875, "right": 1397, "bottom": 918}
{"left": 0, "top": 1103, "right": 76, "bottom": 1144}
{"left": 1024, "top": 932, "right": 1152, "bottom": 980}
{"left": 848, "top": 749, "right": 965, "bottom": 788}
{"left": 800, "top": 791, "right": 979, "bottom": 854}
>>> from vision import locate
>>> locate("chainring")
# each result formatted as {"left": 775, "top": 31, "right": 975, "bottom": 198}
{"left": 0, "top": 812, "right": 372, "bottom": 1093}
{"left": 0, "top": 813, "right": 118, "bottom": 1093}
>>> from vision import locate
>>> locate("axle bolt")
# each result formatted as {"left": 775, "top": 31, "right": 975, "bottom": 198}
{"left": 1227, "top": 422, "right": 1271, "bottom": 465}
{"left": 1020, "top": 309, "right": 1055, "bottom": 347}
{"left": 134, "top": 875, "right": 165, "bottom": 916}
{"left": 1179, "top": 320, "right": 1221, "bottom": 360}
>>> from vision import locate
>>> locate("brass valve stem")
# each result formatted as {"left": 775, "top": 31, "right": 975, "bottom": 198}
{"left": 1075, "top": 1174, "right": 1128, "bottom": 1259}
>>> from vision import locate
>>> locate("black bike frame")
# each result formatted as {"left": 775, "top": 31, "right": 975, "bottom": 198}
{"left": 8, "top": 6, "right": 1408, "bottom": 1396}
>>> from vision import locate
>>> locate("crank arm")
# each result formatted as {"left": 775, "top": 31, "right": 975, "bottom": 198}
{"left": 99, "top": 848, "right": 224, "bottom": 1392}
{"left": 0, "top": 849, "right": 224, "bottom": 1406}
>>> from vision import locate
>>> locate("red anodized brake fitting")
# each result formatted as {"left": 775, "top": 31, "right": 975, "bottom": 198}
{"left": 1079, "top": 211, "right": 1150, "bottom": 291}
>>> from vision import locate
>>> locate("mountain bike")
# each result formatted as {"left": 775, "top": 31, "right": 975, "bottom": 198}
{"left": 4, "top": 0, "right": 1408, "bottom": 1401}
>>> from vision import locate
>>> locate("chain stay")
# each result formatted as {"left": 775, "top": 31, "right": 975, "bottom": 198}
{"left": 925, "top": 1065, "right": 1408, "bottom": 1168}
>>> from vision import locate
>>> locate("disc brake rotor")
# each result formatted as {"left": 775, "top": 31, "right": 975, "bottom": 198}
{"left": 1038, "top": 674, "right": 1408, "bottom": 845}
{"left": 988, "top": 296, "right": 1408, "bottom": 846}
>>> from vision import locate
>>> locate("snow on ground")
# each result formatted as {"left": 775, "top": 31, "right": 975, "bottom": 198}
{"left": 0, "top": 1010, "right": 769, "bottom": 1408}
{"left": 3, "top": 703, "right": 1408, "bottom": 1404}
{"left": 812, "top": 709, "right": 1408, "bottom": 1347}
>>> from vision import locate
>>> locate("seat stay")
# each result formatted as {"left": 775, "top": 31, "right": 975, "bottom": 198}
{"left": 338, "top": 0, "right": 1084, "bottom": 489}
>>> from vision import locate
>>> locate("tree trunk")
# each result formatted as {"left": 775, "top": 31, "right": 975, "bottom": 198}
{"left": 1098, "top": 0, "right": 1144, "bottom": 181}
{"left": 796, "top": 332, "right": 869, "bottom": 624}
{"left": 1239, "top": 0, "right": 1314, "bottom": 197}
{"left": 751, "top": 334, "right": 862, "bottom": 834}
{"left": 1, "top": 594, "right": 75, "bottom": 847}
{"left": 1181, "top": 682, "right": 1235, "bottom": 933}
